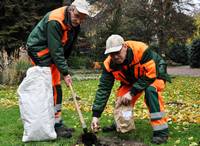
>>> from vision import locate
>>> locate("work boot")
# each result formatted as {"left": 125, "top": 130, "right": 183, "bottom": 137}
{"left": 102, "top": 123, "right": 116, "bottom": 132}
{"left": 55, "top": 121, "right": 75, "bottom": 133}
{"left": 61, "top": 124, "right": 75, "bottom": 133}
{"left": 152, "top": 128, "right": 169, "bottom": 144}
{"left": 55, "top": 126, "right": 72, "bottom": 138}
{"left": 151, "top": 136, "right": 168, "bottom": 144}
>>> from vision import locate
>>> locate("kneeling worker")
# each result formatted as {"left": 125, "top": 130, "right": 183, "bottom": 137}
{"left": 91, "top": 34, "right": 171, "bottom": 144}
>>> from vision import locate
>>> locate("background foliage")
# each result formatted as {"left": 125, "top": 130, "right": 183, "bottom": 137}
{"left": 0, "top": 0, "right": 198, "bottom": 59}
{"left": 0, "top": 0, "right": 63, "bottom": 55}
{"left": 168, "top": 42, "right": 189, "bottom": 65}
{"left": 0, "top": 0, "right": 200, "bottom": 85}
{"left": 190, "top": 38, "right": 200, "bottom": 68}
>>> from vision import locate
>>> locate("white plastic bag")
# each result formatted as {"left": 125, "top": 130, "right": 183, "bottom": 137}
{"left": 17, "top": 66, "right": 57, "bottom": 142}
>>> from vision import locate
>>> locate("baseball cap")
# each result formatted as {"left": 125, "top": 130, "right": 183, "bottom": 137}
{"left": 105, "top": 34, "right": 124, "bottom": 54}
{"left": 72, "top": 0, "right": 90, "bottom": 16}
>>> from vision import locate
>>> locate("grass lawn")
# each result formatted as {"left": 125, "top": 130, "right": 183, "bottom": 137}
{"left": 0, "top": 76, "right": 199, "bottom": 146}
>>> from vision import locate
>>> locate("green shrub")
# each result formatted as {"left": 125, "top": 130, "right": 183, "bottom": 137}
{"left": 149, "top": 43, "right": 160, "bottom": 54}
{"left": 15, "top": 60, "right": 31, "bottom": 72}
{"left": 0, "top": 67, "right": 17, "bottom": 85}
{"left": 190, "top": 38, "right": 200, "bottom": 68}
{"left": 0, "top": 60, "right": 31, "bottom": 85}
{"left": 68, "top": 55, "right": 92, "bottom": 69}
{"left": 15, "top": 60, "right": 31, "bottom": 84}
{"left": 168, "top": 42, "right": 189, "bottom": 65}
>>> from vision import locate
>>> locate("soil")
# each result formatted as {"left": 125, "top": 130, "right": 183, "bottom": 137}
{"left": 96, "top": 136, "right": 147, "bottom": 146}
{"left": 77, "top": 135, "right": 147, "bottom": 146}
{"left": 73, "top": 66, "right": 200, "bottom": 146}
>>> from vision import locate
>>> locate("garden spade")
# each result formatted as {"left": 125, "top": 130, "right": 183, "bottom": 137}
{"left": 69, "top": 84, "right": 97, "bottom": 146}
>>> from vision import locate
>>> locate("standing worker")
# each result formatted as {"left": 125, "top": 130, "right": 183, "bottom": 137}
{"left": 91, "top": 34, "right": 171, "bottom": 144}
{"left": 26, "top": 0, "right": 90, "bottom": 138}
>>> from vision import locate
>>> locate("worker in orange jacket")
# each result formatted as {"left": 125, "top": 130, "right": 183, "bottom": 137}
{"left": 26, "top": 0, "right": 91, "bottom": 138}
{"left": 91, "top": 34, "right": 171, "bottom": 144}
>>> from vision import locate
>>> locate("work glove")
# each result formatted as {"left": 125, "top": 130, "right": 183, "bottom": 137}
{"left": 116, "top": 91, "right": 132, "bottom": 107}
{"left": 91, "top": 117, "right": 100, "bottom": 133}
{"left": 64, "top": 74, "right": 72, "bottom": 86}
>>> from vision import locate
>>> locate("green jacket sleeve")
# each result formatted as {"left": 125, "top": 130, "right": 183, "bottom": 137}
{"left": 130, "top": 49, "right": 156, "bottom": 95}
{"left": 152, "top": 52, "right": 171, "bottom": 83}
{"left": 92, "top": 66, "right": 115, "bottom": 117}
{"left": 130, "top": 76, "right": 155, "bottom": 95}
{"left": 47, "top": 20, "right": 69, "bottom": 75}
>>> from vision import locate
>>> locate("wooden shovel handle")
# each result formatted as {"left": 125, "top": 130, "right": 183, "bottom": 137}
{"left": 69, "top": 84, "right": 87, "bottom": 129}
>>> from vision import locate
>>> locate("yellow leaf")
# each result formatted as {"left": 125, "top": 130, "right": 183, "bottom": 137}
{"left": 189, "top": 142, "right": 198, "bottom": 146}
{"left": 175, "top": 139, "right": 180, "bottom": 144}
{"left": 188, "top": 137, "right": 194, "bottom": 140}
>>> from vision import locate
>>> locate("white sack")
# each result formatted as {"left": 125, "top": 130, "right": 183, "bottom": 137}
{"left": 17, "top": 66, "right": 57, "bottom": 142}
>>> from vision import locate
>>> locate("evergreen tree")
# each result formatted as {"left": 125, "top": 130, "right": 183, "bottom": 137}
{"left": 190, "top": 38, "right": 200, "bottom": 68}
{"left": 168, "top": 42, "right": 189, "bottom": 65}
{"left": 0, "top": 0, "right": 62, "bottom": 56}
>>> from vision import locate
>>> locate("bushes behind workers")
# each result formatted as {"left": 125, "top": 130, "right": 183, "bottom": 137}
{"left": 0, "top": 60, "right": 31, "bottom": 85}
{"left": 168, "top": 42, "right": 189, "bottom": 65}
{"left": 190, "top": 38, "right": 200, "bottom": 68}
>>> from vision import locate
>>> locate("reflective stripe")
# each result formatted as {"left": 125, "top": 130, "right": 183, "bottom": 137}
{"left": 55, "top": 104, "right": 62, "bottom": 112}
{"left": 37, "top": 48, "right": 49, "bottom": 57}
{"left": 53, "top": 86, "right": 57, "bottom": 105}
{"left": 153, "top": 123, "right": 168, "bottom": 131}
{"left": 151, "top": 112, "right": 165, "bottom": 120}
{"left": 151, "top": 117, "right": 168, "bottom": 126}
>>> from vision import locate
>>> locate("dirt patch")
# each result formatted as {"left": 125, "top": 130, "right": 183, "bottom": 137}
{"left": 77, "top": 135, "right": 147, "bottom": 146}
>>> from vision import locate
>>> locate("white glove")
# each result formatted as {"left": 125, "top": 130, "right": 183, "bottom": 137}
{"left": 91, "top": 117, "right": 100, "bottom": 132}
{"left": 116, "top": 91, "right": 132, "bottom": 107}
{"left": 63, "top": 74, "right": 72, "bottom": 86}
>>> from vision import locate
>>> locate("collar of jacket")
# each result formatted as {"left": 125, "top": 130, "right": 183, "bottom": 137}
{"left": 63, "top": 7, "right": 80, "bottom": 31}
{"left": 110, "top": 48, "right": 133, "bottom": 70}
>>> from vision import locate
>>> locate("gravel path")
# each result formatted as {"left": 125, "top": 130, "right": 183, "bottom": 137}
{"left": 167, "top": 66, "right": 200, "bottom": 77}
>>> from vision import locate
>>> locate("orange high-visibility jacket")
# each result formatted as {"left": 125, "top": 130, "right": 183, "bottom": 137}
{"left": 27, "top": 6, "right": 80, "bottom": 75}
{"left": 92, "top": 41, "right": 171, "bottom": 117}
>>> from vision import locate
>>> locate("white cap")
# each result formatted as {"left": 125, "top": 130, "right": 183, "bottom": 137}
{"left": 105, "top": 34, "right": 124, "bottom": 54}
{"left": 72, "top": 0, "right": 90, "bottom": 16}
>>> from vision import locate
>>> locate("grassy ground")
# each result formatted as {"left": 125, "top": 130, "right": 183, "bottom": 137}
{"left": 0, "top": 76, "right": 199, "bottom": 146}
